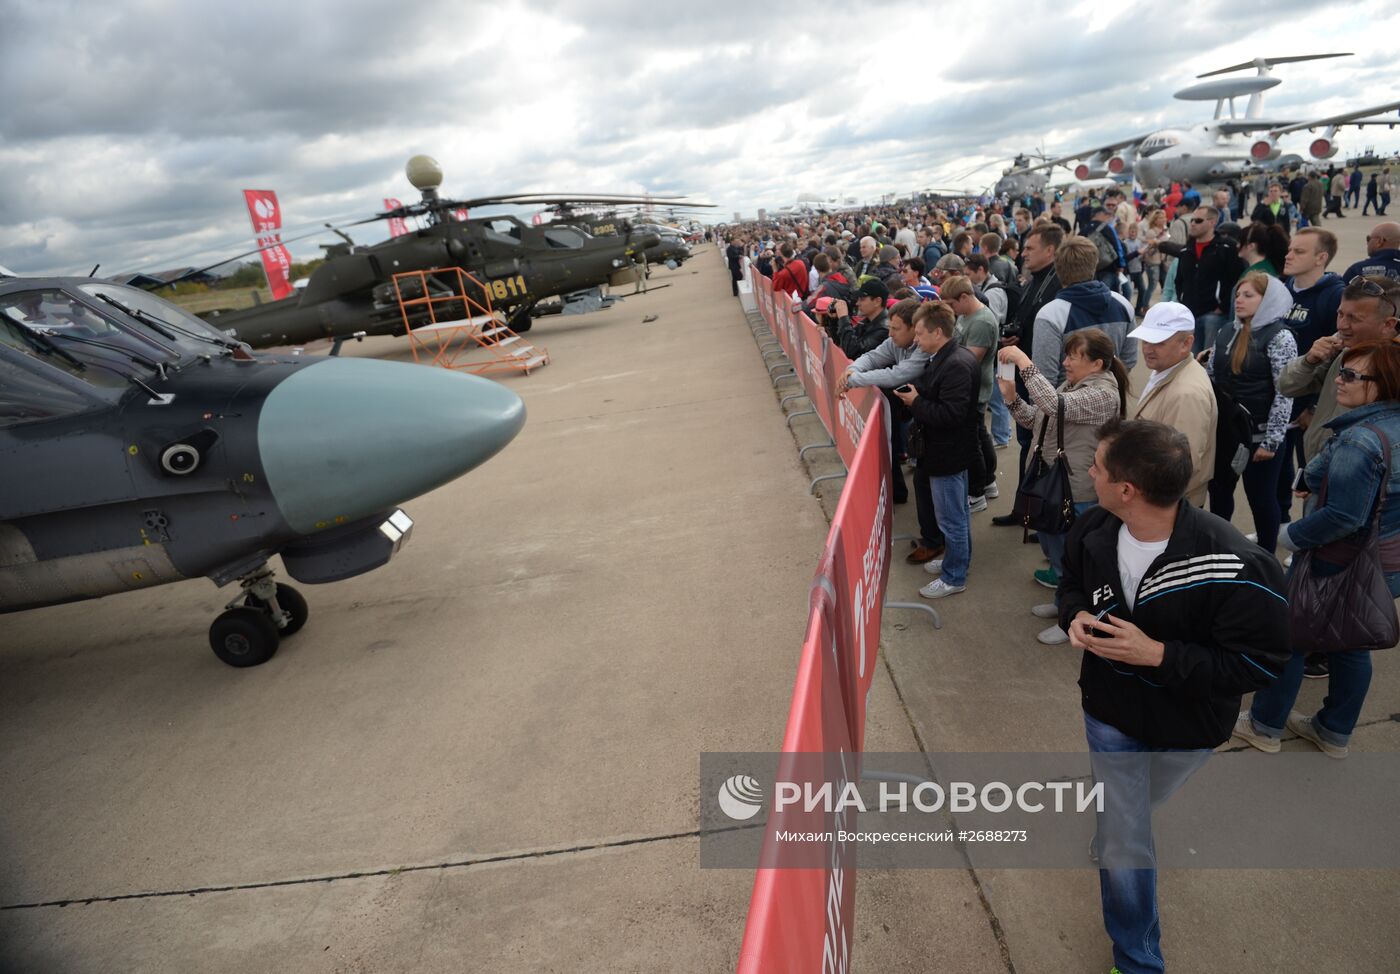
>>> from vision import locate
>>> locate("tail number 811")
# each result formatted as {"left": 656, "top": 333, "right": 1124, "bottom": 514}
{"left": 486, "top": 274, "right": 529, "bottom": 301}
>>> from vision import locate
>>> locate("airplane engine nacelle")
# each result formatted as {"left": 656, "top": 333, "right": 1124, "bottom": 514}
{"left": 1250, "top": 138, "right": 1281, "bottom": 162}
{"left": 1074, "top": 154, "right": 1109, "bottom": 181}
{"left": 1106, "top": 148, "right": 1137, "bottom": 175}
{"left": 1309, "top": 137, "right": 1339, "bottom": 160}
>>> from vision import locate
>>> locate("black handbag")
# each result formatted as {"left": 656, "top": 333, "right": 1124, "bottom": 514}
{"left": 1286, "top": 425, "right": 1400, "bottom": 654}
{"left": 1012, "top": 395, "right": 1076, "bottom": 541}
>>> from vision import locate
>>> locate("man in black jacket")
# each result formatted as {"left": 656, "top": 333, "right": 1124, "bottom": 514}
{"left": 831, "top": 278, "right": 890, "bottom": 361}
{"left": 726, "top": 235, "right": 746, "bottom": 296}
{"left": 992, "top": 223, "right": 1064, "bottom": 527}
{"left": 1058, "top": 417, "right": 1289, "bottom": 974}
{"left": 893, "top": 302, "right": 978, "bottom": 599}
{"left": 1162, "top": 206, "right": 1245, "bottom": 353}
{"left": 1249, "top": 181, "right": 1293, "bottom": 234}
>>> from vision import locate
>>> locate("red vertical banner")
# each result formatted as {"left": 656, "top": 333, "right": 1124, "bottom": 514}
{"left": 383, "top": 198, "right": 409, "bottom": 238}
{"left": 797, "top": 311, "right": 835, "bottom": 439}
{"left": 736, "top": 601, "right": 858, "bottom": 974}
{"left": 822, "top": 402, "right": 891, "bottom": 749}
{"left": 241, "top": 189, "right": 294, "bottom": 301}
{"left": 452, "top": 208, "right": 469, "bottom": 222}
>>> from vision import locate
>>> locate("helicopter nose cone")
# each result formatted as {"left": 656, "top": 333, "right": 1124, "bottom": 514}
{"left": 257, "top": 358, "right": 525, "bottom": 535}
{"left": 631, "top": 231, "right": 662, "bottom": 252}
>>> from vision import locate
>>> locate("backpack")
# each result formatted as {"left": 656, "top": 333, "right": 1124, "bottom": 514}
{"left": 983, "top": 279, "right": 1023, "bottom": 325}
{"left": 1090, "top": 225, "right": 1119, "bottom": 272}
{"left": 1211, "top": 384, "right": 1254, "bottom": 486}
{"left": 804, "top": 277, "right": 856, "bottom": 318}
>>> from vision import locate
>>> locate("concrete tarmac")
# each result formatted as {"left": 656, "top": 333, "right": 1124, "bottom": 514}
{"left": 3, "top": 213, "right": 1398, "bottom": 973}
{"left": 0, "top": 253, "right": 1003, "bottom": 972}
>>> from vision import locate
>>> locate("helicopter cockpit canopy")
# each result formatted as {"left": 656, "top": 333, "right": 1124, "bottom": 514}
{"left": 0, "top": 282, "right": 237, "bottom": 399}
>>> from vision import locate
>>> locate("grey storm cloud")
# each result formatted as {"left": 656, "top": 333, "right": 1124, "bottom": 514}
{"left": 0, "top": 0, "right": 487, "bottom": 143}
{"left": 1, "top": 0, "right": 1396, "bottom": 274}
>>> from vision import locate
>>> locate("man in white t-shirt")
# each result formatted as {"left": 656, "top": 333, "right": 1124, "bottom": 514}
{"left": 1057, "top": 417, "right": 1289, "bottom": 974}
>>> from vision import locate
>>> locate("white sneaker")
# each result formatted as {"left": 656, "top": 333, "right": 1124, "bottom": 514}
{"left": 1286, "top": 712, "right": 1349, "bottom": 759}
{"left": 967, "top": 495, "right": 988, "bottom": 513}
{"left": 1245, "top": 531, "right": 1258, "bottom": 543}
{"left": 923, "top": 558, "right": 944, "bottom": 575}
{"left": 1037, "top": 625, "right": 1070, "bottom": 645}
{"left": 1031, "top": 603, "right": 1059, "bottom": 618}
{"left": 1230, "top": 710, "right": 1280, "bottom": 753}
{"left": 984, "top": 482, "right": 1000, "bottom": 499}
{"left": 920, "top": 578, "right": 966, "bottom": 599}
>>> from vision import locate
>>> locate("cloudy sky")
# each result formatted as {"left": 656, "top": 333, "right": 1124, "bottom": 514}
{"left": 3, "top": 0, "right": 1399, "bottom": 276}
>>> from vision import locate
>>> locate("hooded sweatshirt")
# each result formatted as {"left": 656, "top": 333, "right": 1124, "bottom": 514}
{"left": 1283, "top": 270, "right": 1346, "bottom": 415}
{"left": 1030, "top": 280, "right": 1138, "bottom": 387}
{"left": 1207, "top": 275, "right": 1298, "bottom": 452}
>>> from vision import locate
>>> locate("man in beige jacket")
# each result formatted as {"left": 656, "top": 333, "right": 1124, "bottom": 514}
{"left": 1128, "top": 303, "right": 1217, "bottom": 505}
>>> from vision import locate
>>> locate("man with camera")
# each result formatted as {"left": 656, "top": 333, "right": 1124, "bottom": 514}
{"left": 839, "top": 298, "right": 930, "bottom": 510}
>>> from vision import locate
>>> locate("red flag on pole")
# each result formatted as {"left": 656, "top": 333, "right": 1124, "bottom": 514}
{"left": 241, "top": 189, "right": 294, "bottom": 301}
{"left": 384, "top": 198, "right": 409, "bottom": 238}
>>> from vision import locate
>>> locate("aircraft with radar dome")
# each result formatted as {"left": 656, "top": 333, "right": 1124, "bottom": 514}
{"left": 997, "top": 53, "right": 1400, "bottom": 193}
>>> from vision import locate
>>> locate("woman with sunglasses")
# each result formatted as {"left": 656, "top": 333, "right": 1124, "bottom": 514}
{"left": 1234, "top": 340, "right": 1400, "bottom": 758}
{"left": 1202, "top": 272, "right": 1298, "bottom": 552}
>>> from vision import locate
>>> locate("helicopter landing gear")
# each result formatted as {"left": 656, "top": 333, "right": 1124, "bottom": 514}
{"left": 208, "top": 566, "right": 309, "bottom": 667}
{"left": 507, "top": 305, "right": 533, "bottom": 334}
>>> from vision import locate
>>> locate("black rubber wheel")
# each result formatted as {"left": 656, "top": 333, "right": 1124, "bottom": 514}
{"left": 511, "top": 311, "right": 533, "bottom": 334}
{"left": 209, "top": 607, "right": 280, "bottom": 667}
{"left": 245, "top": 583, "right": 309, "bottom": 638}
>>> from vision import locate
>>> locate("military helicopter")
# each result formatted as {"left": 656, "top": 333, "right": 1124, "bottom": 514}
{"left": 194, "top": 156, "right": 710, "bottom": 348}
{"left": 0, "top": 271, "right": 524, "bottom": 667}
{"left": 542, "top": 203, "right": 711, "bottom": 269}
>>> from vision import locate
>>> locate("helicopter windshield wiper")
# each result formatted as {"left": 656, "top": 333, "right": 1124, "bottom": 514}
{"left": 38, "top": 328, "right": 171, "bottom": 376}
{"left": 96, "top": 293, "right": 238, "bottom": 352}
{"left": 11, "top": 321, "right": 87, "bottom": 371}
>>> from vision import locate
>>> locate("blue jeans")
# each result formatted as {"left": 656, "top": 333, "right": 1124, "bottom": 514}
{"left": 1084, "top": 712, "right": 1211, "bottom": 974}
{"left": 1129, "top": 269, "right": 1148, "bottom": 315}
{"left": 988, "top": 381, "right": 1012, "bottom": 446}
{"left": 1039, "top": 501, "right": 1098, "bottom": 602}
{"left": 1192, "top": 312, "right": 1226, "bottom": 356}
{"left": 928, "top": 471, "right": 971, "bottom": 586}
{"left": 1249, "top": 647, "right": 1373, "bottom": 745}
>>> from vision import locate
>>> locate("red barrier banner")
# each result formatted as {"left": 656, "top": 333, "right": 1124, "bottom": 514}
{"left": 752, "top": 264, "right": 882, "bottom": 472}
{"left": 797, "top": 311, "right": 835, "bottom": 437}
{"left": 736, "top": 590, "right": 859, "bottom": 974}
{"left": 383, "top": 197, "right": 409, "bottom": 238}
{"left": 242, "top": 189, "right": 294, "bottom": 301}
{"left": 820, "top": 402, "right": 892, "bottom": 748}
{"left": 736, "top": 404, "right": 891, "bottom": 973}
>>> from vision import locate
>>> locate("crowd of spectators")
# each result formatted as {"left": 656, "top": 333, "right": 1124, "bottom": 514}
{"left": 724, "top": 172, "right": 1400, "bottom": 973}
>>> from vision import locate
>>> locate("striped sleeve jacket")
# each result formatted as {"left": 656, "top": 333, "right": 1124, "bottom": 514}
{"left": 1058, "top": 501, "right": 1291, "bottom": 749}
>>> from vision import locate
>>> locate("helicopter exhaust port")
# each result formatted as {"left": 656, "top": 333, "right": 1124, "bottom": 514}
{"left": 160, "top": 443, "right": 201, "bottom": 475}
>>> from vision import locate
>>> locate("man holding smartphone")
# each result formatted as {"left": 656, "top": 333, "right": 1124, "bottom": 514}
{"left": 1058, "top": 418, "right": 1289, "bottom": 974}
{"left": 840, "top": 298, "right": 929, "bottom": 510}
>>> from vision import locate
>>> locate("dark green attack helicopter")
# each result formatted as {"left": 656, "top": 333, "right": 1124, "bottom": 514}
{"left": 192, "top": 156, "right": 712, "bottom": 348}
